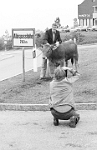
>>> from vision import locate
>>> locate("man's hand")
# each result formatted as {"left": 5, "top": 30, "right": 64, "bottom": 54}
{"left": 62, "top": 67, "right": 77, "bottom": 75}
{"left": 56, "top": 41, "right": 59, "bottom": 47}
{"left": 69, "top": 68, "right": 76, "bottom": 74}
{"left": 69, "top": 69, "right": 80, "bottom": 76}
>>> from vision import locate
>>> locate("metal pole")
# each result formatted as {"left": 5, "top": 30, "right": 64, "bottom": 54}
{"left": 22, "top": 48, "right": 25, "bottom": 82}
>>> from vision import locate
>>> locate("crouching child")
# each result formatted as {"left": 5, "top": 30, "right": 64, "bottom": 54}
{"left": 49, "top": 66, "right": 80, "bottom": 128}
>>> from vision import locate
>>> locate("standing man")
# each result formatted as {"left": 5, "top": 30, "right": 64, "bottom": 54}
{"left": 40, "top": 23, "right": 62, "bottom": 80}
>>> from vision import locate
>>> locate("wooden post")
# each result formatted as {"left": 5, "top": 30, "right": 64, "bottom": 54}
{"left": 22, "top": 48, "right": 25, "bottom": 82}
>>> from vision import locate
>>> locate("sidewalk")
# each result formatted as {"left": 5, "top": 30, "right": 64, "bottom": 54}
{"left": 0, "top": 110, "right": 97, "bottom": 150}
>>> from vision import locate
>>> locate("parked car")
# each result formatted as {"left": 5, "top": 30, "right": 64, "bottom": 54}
{"left": 80, "top": 26, "right": 88, "bottom": 31}
{"left": 70, "top": 26, "right": 88, "bottom": 32}
{"left": 57, "top": 27, "right": 70, "bottom": 32}
{"left": 70, "top": 27, "right": 78, "bottom": 32}
{"left": 75, "top": 26, "right": 88, "bottom": 31}
{"left": 88, "top": 26, "right": 97, "bottom": 31}
{"left": 64, "top": 27, "right": 70, "bottom": 32}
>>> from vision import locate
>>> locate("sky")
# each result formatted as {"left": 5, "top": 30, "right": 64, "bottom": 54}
{"left": 0, "top": 0, "right": 83, "bottom": 36}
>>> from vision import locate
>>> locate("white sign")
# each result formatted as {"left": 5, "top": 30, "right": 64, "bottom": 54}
{"left": 12, "top": 28, "right": 35, "bottom": 47}
{"left": 79, "top": 14, "right": 90, "bottom": 18}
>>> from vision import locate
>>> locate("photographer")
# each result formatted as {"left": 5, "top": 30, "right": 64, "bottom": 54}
{"left": 49, "top": 66, "right": 80, "bottom": 128}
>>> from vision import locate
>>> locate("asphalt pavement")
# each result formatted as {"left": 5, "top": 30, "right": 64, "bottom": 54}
{"left": 0, "top": 110, "right": 97, "bottom": 150}
{"left": 0, "top": 49, "right": 42, "bottom": 81}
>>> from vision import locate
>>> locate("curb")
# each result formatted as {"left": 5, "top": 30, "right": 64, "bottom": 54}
{"left": 0, "top": 103, "right": 97, "bottom": 111}
{"left": 0, "top": 55, "right": 14, "bottom": 61}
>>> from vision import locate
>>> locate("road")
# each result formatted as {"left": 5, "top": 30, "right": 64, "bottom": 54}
{"left": 0, "top": 48, "right": 42, "bottom": 81}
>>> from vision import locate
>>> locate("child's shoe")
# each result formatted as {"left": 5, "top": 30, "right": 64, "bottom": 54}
{"left": 76, "top": 115, "right": 80, "bottom": 124}
{"left": 69, "top": 115, "right": 80, "bottom": 128}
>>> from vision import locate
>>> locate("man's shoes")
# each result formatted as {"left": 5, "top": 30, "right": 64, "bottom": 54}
{"left": 53, "top": 118, "right": 59, "bottom": 126}
{"left": 69, "top": 115, "right": 80, "bottom": 128}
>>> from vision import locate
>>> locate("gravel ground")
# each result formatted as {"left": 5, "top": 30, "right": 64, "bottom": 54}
{"left": 0, "top": 110, "right": 97, "bottom": 150}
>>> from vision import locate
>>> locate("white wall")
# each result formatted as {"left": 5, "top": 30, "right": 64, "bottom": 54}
{"left": 84, "top": 19, "right": 86, "bottom": 26}
{"left": 87, "top": 19, "right": 90, "bottom": 26}
{"left": 90, "top": 19, "right": 93, "bottom": 26}
{"left": 79, "top": 19, "right": 83, "bottom": 26}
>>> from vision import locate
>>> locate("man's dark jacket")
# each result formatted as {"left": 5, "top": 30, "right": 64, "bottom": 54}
{"left": 44, "top": 28, "right": 62, "bottom": 45}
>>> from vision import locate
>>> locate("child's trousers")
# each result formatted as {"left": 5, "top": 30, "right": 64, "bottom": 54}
{"left": 50, "top": 107, "right": 79, "bottom": 120}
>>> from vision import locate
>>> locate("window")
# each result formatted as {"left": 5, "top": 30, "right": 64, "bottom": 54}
{"left": 94, "top": 6, "right": 97, "bottom": 12}
{"left": 86, "top": 19, "right": 87, "bottom": 26}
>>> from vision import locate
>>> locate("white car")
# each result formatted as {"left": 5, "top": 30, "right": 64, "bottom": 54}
{"left": 75, "top": 26, "right": 88, "bottom": 32}
{"left": 88, "top": 26, "right": 97, "bottom": 31}
{"left": 57, "top": 27, "right": 70, "bottom": 32}
{"left": 70, "top": 27, "right": 78, "bottom": 32}
{"left": 80, "top": 26, "right": 88, "bottom": 31}
{"left": 70, "top": 26, "right": 86, "bottom": 32}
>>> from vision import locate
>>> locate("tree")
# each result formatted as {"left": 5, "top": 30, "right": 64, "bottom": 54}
{"left": 2, "top": 30, "right": 12, "bottom": 50}
{"left": 0, "top": 37, "right": 4, "bottom": 50}
{"left": 73, "top": 18, "right": 78, "bottom": 27}
{"left": 55, "top": 17, "right": 61, "bottom": 28}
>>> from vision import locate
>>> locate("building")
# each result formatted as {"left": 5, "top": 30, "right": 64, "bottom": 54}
{"left": 78, "top": 0, "right": 97, "bottom": 26}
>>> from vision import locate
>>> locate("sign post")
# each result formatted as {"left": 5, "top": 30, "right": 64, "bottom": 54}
{"left": 12, "top": 28, "right": 35, "bottom": 82}
{"left": 22, "top": 48, "right": 25, "bottom": 82}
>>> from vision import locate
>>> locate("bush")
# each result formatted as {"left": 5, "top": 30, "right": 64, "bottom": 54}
{"left": 0, "top": 37, "right": 13, "bottom": 51}
{"left": 6, "top": 40, "right": 13, "bottom": 50}
{"left": 0, "top": 38, "right": 4, "bottom": 50}
{"left": 61, "top": 32, "right": 85, "bottom": 44}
